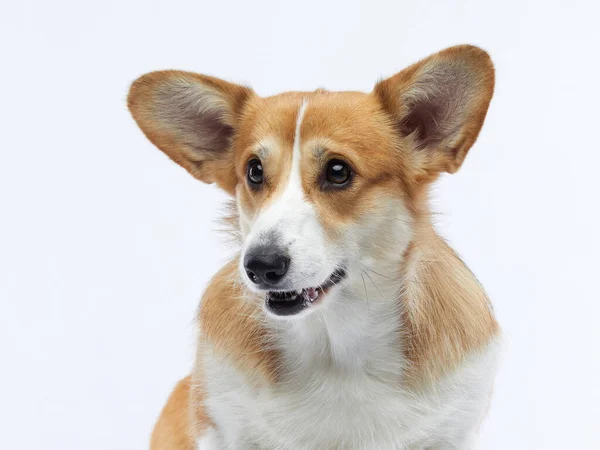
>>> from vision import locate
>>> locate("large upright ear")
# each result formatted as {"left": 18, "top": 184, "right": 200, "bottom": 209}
{"left": 374, "top": 45, "right": 494, "bottom": 178}
{"left": 127, "top": 71, "right": 253, "bottom": 194}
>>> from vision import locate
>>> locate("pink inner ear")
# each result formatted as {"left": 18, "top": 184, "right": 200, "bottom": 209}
{"left": 156, "top": 83, "right": 234, "bottom": 160}
{"left": 398, "top": 65, "right": 473, "bottom": 151}
{"left": 399, "top": 98, "right": 444, "bottom": 150}
{"left": 180, "top": 111, "right": 234, "bottom": 158}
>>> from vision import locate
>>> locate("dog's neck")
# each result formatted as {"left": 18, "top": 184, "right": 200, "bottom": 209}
{"left": 200, "top": 220, "right": 498, "bottom": 387}
{"left": 268, "top": 249, "right": 407, "bottom": 377}
{"left": 266, "top": 221, "right": 498, "bottom": 384}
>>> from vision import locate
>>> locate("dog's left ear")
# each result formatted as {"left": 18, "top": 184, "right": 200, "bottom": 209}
{"left": 374, "top": 45, "right": 494, "bottom": 178}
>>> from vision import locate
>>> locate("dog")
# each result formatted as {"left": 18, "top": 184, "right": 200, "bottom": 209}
{"left": 128, "top": 44, "right": 500, "bottom": 450}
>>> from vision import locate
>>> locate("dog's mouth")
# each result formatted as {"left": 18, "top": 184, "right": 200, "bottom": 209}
{"left": 265, "top": 269, "right": 347, "bottom": 316}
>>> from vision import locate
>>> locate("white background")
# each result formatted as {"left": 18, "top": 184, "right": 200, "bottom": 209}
{"left": 1, "top": 0, "right": 599, "bottom": 449}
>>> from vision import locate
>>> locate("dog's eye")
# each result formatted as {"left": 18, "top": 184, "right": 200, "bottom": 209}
{"left": 247, "top": 159, "right": 264, "bottom": 186}
{"left": 325, "top": 160, "right": 351, "bottom": 186}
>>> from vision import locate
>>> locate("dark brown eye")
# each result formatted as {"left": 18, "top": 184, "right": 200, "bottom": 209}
{"left": 325, "top": 160, "right": 351, "bottom": 186}
{"left": 247, "top": 159, "right": 263, "bottom": 186}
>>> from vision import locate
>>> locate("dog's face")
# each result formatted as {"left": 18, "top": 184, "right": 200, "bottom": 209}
{"left": 232, "top": 92, "right": 415, "bottom": 318}
{"left": 128, "top": 45, "right": 494, "bottom": 318}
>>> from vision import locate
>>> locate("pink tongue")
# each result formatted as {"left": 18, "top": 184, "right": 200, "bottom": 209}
{"left": 306, "top": 287, "right": 319, "bottom": 301}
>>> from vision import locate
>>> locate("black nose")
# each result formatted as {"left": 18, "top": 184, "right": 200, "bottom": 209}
{"left": 244, "top": 248, "right": 290, "bottom": 285}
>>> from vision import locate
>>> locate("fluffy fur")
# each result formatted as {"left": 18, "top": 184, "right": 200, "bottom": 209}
{"left": 129, "top": 45, "right": 500, "bottom": 449}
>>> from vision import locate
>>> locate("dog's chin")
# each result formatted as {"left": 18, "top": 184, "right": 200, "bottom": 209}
{"left": 263, "top": 268, "right": 347, "bottom": 318}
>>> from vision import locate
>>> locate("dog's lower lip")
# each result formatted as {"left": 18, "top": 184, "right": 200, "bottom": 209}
{"left": 265, "top": 269, "right": 346, "bottom": 316}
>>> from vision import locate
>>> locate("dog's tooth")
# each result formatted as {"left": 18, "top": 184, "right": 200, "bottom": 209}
{"left": 306, "top": 287, "right": 319, "bottom": 302}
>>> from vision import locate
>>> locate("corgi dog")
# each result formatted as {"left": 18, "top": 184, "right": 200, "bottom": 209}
{"left": 128, "top": 45, "right": 500, "bottom": 450}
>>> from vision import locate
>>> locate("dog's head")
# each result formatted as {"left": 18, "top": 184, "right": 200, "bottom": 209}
{"left": 128, "top": 45, "right": 494, "bottom": 319}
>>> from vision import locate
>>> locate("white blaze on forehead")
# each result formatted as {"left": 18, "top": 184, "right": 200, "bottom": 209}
{"left": 289, "top": 99, "right": 309, "bottom": 192}
{"left": 239, "top": 99, "right": 332, "bottom": 290}
{"left": 260, "top": 99, "right": 309, "bottom": 209}
{"left": 241, "top": 100, "right": 319, "bottom": 254}
{"left": 242, "top": 99, "right": 310, "bottom": 238}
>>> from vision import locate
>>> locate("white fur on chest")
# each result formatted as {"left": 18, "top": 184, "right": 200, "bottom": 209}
{"left": 201, "top": 342, "right": 498, "bottom": 450}
{"left": 199, "top": 281, "right": 499, "bottom": 450}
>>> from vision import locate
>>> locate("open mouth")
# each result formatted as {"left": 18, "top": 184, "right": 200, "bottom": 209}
{"left": 265, "top": 269, "right": 347, "bottom": 316}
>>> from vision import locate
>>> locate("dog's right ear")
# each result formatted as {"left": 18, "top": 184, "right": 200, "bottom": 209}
{"left": 127, "top": 71, "right": 253, "bottom": 194}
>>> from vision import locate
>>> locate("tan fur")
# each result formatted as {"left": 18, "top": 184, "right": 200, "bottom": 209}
{"left": 131, "top": 45, "right": 499, "bottom": 446}
{"left": 233, "top": 94, "right": 300, "bottom": 206}
{"left": 401, "top": 224, "right": 499, "bottom": 385}
{"left": 198, "top": 259, "right": 280, "bottom": 384}
{"left": 150, "top": 375, "right": 209, "bottom": 450}
{"left": 234, "top": 91, "right": 413, "bottom": 239}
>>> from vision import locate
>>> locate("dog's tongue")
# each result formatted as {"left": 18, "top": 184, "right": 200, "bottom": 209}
{"left": 306, "top": 287, "right": 319, "bottom": 302}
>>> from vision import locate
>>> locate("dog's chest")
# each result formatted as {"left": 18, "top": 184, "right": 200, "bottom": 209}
{"left": 203, "top": 336, "right": 497, "bottom": 450}
{"left": 201, "top": 291, "right": 498, "bottom": 449}
{"left": 253, "top": 369, "right": 432, "bottom": 449}
{"left": 203, "top": 338, "right": 489, "bottom": 450}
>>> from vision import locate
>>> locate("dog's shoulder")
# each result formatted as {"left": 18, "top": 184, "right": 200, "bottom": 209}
{"left": 402, "top": 230, "right": 500, "bottom": 384}
{"left": 199, "top": 258, "right": 280, "bottom": 383}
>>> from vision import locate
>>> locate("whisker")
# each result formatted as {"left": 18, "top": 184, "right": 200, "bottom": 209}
{"left": 364, "top": 270, "right": 384, "bottom": 299}
{"left": 360, "top": 273, "right": 370, "bottom": 314}
{"left": 365, "top": 267, "right": 393, "bottom": 280}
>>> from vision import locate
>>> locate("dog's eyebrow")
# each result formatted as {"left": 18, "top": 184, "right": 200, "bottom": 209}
{"left": 312, "top": 147, "right": 326, "bottom": 160}
{"left": 256, "top": 146, "right": 270, "bottom": 160}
